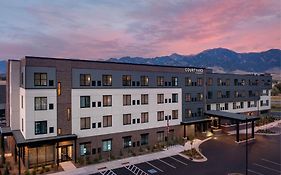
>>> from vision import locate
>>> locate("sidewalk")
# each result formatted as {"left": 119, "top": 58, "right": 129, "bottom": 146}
{"left": 52, "top": 139, "right": 210, "bottom": 175}
{"left": 227, "top": 119, "right": 281, "bottom": 135}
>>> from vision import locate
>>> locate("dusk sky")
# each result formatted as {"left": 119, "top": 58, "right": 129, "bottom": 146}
{"left": 0, "top": 0, "right": 280, "bottom": 60}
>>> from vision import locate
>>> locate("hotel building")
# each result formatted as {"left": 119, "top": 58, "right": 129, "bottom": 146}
{"left": 0, "top": 56, "right": 271, "bottom": 170}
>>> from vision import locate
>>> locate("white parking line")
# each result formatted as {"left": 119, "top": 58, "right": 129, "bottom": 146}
{"left": 261, "top": 158, "right": 281, "bottom": 166}
{"left": 248, "top": 169, "right": 265, "bottom": 175}
{"left": 146, "top": 161, "right": 164, "bottom": 172}
{"left": 170, "top": 156, "right": 188, "bottom": 166}
{"left": 253, "top": 163, "right": 281, "bottom": 173}
{"left": 158, "top": 159, "right": 176, "bottom": 169}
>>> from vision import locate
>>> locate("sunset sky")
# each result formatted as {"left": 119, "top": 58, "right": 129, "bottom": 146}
{"left": 0, "top": 0, "right": 280, "bottom": 60}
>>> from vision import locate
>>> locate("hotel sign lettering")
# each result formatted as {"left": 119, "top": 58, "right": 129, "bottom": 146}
{"left": 184, "top": 68, "right": 204, "bottom": 74}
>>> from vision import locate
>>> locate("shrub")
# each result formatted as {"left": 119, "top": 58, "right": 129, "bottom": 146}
{"left": 24, "top": 170, "right": 31, "bottom": 175}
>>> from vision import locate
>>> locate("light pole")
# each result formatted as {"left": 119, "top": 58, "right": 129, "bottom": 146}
{"left": 246, "top": 117, "right": 248, "bottom": 175}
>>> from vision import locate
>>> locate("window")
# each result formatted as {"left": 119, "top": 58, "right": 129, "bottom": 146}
{"left": 157, "top": 131, "right": 165, "bottom": 142}
{"left": 234, "top": 79, "right": 238, "bottom": 86}
{"left": 225, "top": 103, "right": 229, "bottom": 110}
{"left": 21, "top": 95, "right": 23, "bottom": 108}
{"left": 207, "top": 105, "right": 211, "bottom": 111}
{"left": 141, "top": 94, "right": 149, "bottom": 105}
{"left": 207, "top": 78, "right": 213, "bottom": 86}
{"left": 80, "top": 96, "right": 90, "bottom": 108}
{"left": 34, "top": 97, "right": 47, "bottom": 110}
{"left": 123, "top": 136, "right": 132, "bottom": 148}
{"left": 226, "top": 79, "right": 230, "bottom": 86}
{"left": 122, "top": 75, "right": 131, "bottom": 86}
{"left": 35, "top": 121, "right": 47, "bottom": 135}
{"left": 197, "top": 108, "right": 203, "bottom": 116}
{"left": 102, "top": 139, "right": 112, "bottom": 152}
{"left": 185, "top": 93, "right": 191, "bottom": 102}
{"left": 217, "top": 91, "right": 222, "bottom": 99}
{"left": 49, "top": 127, "right": 54, "bottom": 133}
{"left": 157, "top": 76, "right": 164, "bottom": 86}
{"left": 240, "top": 102, "right": 244, "bottom": 108}
{"left": 185, "top": 109, "right": 192, "bottom": 117}
{"left": 141, "top": 134, "right": 149, "bottom": 145}
{"left": 207, "top": 91, "right": 213, "bottom": 99}
{"left": 233, "top": 102, "right": 237, "bottom": 109}
{"left": 140, "top": 76, "right": 149, "bottom": 86}
{"left": 172, "top": 93, "right": 178, "bottom": 103}
{"left": 80, "top": 74, "right": 91, "bottom": 86}
{"left": 141, "top": 112, "right": 149, "bottom": 123}
{"left": 157, "top": 94, "right": 164, "bottom": 104}
{"left": 216, "top": 104, "right": 220, "bottom": 111}
{"left": 80, "top": 117, "right": 90, "bottom": 130}
{"left": 123, "top": 95, "right": 131, "bottom": 106}
{"left": 21, "top": 118, "right": 24, "bottom": 131}
{"left": 185, "top": 77, "right": 192, "bottom": 86}
{"left": 103, "top": 115, "right": 112, "bottom": 127}
{"left": 172, "top": 77, "right": 178, "bottom": 86}
{"left": 49, "top": 80, "right": 54, "bottom": 86}
{"left": 123, "top": 114, "right": 131, "bottom": 125}
{"left": 49, "top": 104, "right": 54, "bottom": 110}
{"left": 157, "top": 111, "right": 164, "bottom": 121}
{"left": 217, "top": 79, "right": 222, "bottom": 86}
{"left": 197, "top": 93, "right": 203, "bottom": 101}
{"left": 172, "top": 110, "right": 178, "bottom": 119}
{"left": 92, "top": 123, "right": 96, "bottom": 128}
{"left": 103, "top": 95, "right": 112, "bottom": 107}
{"left": 80, "top": 143, "right": 91, "bottom": 156}
{"left": 102, "top": 75, "right": 112, "bottom": 86}
{"left": 34, "top": 73, "right": 47, "bottom": 86}
{"left": 197, "top": 78, "right": 203, "bottom": 86}
{"left": 226, "top": 91, "right": 230, "bottom": 98}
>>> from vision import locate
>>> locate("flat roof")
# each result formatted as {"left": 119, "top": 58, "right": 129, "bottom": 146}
{"left": 0, "top": 127, "right": 12, "bottom": 136}
{"left": 12, "top": 130, "right": 77, "bottom": 146}
{"left": 205, "top": 110, "right": 260, "bottom": 121}
{"left": 181, "top": 117, "right": 212, "bottom": 125}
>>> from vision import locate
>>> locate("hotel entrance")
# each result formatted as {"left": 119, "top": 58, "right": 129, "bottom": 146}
{"left": 58, "top": 145, "right": 73, "bottom": 162}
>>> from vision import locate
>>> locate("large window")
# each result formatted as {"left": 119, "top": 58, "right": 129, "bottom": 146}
{"left": 80, "top": 117, "right": 90, "bottom": 130}
{"left": 123, "top": 95, "right": 131, "bottom": 106}
{"left": 157, "top": 131, "right": 165, "bottom": 142}
{"left": 141, "top": 134, "right": 149, "bottom": 145}
{"left": 34, "top": 97, "right": 47, "bottom": 110}
{"left": 197, "top": 93, "right": 203, "bottom": 101}
{"left": 185, "top": 109, "right": 192, "bottom": 118}
{"left": 102, "top": 139, "right": 112, "bottom": 152}
{"left": 185, "top": 77, "right": 192, "bottom": 86}
{"left": 80, "top": 142, "right": 91, "bottom": 156}
{"left": 185, "top": 93, "right": 191, "bottom": 102}
{"left": 103, "top": 115, "right": 112, "bottom": 127}
{"left": 197, "top": 78, "right": 203, "bottom": 86}
{"left": 80, "top": 74, "right": 91, "bottom": 86}
{"left": 122, "top": 75, "right": 131, "bottom": 86}
{"left": 172, "top": 110, "right": 178, "bottom": 119}
{"left": 141, "top": 94, "right": 149, "bottom": 105}
{"left": 102, "top": 75, "right": 112, "bottom": 86}
{"left": 123, "top": 114, "right": 131, "bottom": 125}
{"left": 123, "top": 136, "right": 132, "bottom": 148}
{"left": 172, "top": 93, "right": 178, "bottom": 103}
{"left": 80, "top": 96, "right": 90, "bottom": 108}
{"left": 157, "top": 76, "right": 164, "bottom": 86}
{"left": 141, "top": 112, "right": 149, "bottom": 123}
{"left": 141, "top": 76, "right": 149, "bottom": 86}
{"left": 103, "top": 95, "right": 112, "bottom": 107}
{"left": 157, "top": 111, "right": 164, "bottom": 121}
{"left": 157, "top": 94, "right": 164, "bottom": 104}
{"left": 34, "top": 73, "right": 47, "bottom": 86}
{"left": 35, "top": 121, "right": 47, "bottom": 135}
{"left": 172, "top": 77, "right": 178, "bottom": 86}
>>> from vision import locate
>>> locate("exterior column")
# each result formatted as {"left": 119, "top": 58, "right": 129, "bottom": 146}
{"left": 74, "top": 139, "right": 77, "bottom": 163}
{"left": 184, "top": 125, "right": 186, "bottom": 138}
{"left": 56, "top": 142, "right": 59, "bottom": 167}
{"left": 236, "top": 121, "right": 240, "bottom": 142}
{"left": 18, "top": 146, "right": 21, "bottom": 175}
{"left": 251, "top": 121, "right": 255, "bottom": 138}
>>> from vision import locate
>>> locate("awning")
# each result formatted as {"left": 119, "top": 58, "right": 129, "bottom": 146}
{"left": 0, "top": 127, "right": 13, "bottom": 136}
{"left": 181, "top": 117, "right": 212, "bottom": 125}
{"left": 205, "top": 110, "right": 260, "bottom": 121}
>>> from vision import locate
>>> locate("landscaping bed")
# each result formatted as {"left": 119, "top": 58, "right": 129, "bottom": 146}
{"left": 180, "top": 148, "right": 204, "bottom": 160}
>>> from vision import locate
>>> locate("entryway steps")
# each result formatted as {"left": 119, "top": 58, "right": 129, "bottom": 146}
{"left": 59, "top": 161, "right": 76, "bottom": 171}
{"left": 125, "top": 164, "right": 149, "bottom": 175}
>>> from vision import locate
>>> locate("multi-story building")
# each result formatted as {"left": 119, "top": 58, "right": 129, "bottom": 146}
{"left": 1, "top": 56, "right": 271, "bottom": 170}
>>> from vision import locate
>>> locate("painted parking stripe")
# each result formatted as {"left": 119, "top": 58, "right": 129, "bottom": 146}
{"left": 169, "top": 156, "right": 188, "bottom": 166}
{"left": 158, "top": 159, "right": 176, "bottom": 169}
{"left": 253, "top": 163, "right": 281, "bottom": 173}
{"left": 248, "top": 169, "right": 265, "bottom": 175}
{"left": 145, "top": 161, "right": 164, "bottom": 172}
{"left": 261, "top": 158, "right": 281, "bottom": 166}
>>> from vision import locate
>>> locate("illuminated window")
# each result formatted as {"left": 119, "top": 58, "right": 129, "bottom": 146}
{"left": 157, "top": 94, "right": 164, "bottom": 104}
{"left": 80, "top": 74, "right": 91, "bottom": 86}
{"left": 123, "top": 95, "right": 131, "bottom": 106}
{"left": 140, "top": 76, "right": 149, "bottom": 86}
{"left": 80, "top": 117, "right": 90, "bottom": 130}
{"left": 57, "top": 82, "right": 61, "bottom": 96}
{"left": 34, "top": 73, "right": 47, "bottom": 86}
{"left": 103, "top": 95, "right": 112, "bottom": 107}
{"left": 141, "top": 94, "right": 149, "bottom": 105}
{"left": 157, "top": 76, "right": 164, "bottom": 86}
{"left": 103, "top": 115, "right": 112, "bottom": 127}
{"left": 102, "top": 74, "right": 112, "bottom": 86}
{"left": 122, "top": 75, "right": 131, "bottom": 86}
{"left": 123, "top": 114, "right": 131, "bottom": 125}
{"left": 141, "top": 112, "right": 149, "bottom": 123}
{"left": 157, "top": 111, "right": 164, "bottom": 121}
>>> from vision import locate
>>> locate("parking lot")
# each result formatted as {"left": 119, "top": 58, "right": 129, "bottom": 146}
{"left": 91, "top": 154, "right": 191, "bottom": 175}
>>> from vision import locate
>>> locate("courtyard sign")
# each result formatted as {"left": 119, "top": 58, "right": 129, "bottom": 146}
{"left": 184, "top": 68, "right": 204, "bottom": 74}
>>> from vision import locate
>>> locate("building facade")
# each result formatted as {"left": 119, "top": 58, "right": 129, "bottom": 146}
{"left": 3, "top": 56, "right": 271, "bottom": 169}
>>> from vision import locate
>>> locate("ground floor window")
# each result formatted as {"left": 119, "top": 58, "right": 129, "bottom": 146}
{"left": 102, "top": 139, "right": 112, "bottom": 152}
{"left": 141, "top": 133, "right": 149, "bottom": 145}
{"left": 80, "top": 142, "right": 91, "bottom": 156}
{"left": 28, "top": 145, "right": 55, "bottom": 167}
{"left": 157, "top": 131, "right": 165, "bottom": 142}
{"left": 123, "top": 136, "right": 132, "bottom": 148}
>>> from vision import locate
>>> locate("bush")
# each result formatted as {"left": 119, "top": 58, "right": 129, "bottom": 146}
{"left": 24, "top": 170, "right": 31, "bottom": 175}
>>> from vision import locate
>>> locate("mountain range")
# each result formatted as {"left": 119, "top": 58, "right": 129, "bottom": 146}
{"left": 108, "top": 48, "right": 281, "bottom": 75}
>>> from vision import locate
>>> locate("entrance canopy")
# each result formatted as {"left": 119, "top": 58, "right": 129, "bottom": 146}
{"left": 205, "top": 110, "right": 260, "bottom": 122}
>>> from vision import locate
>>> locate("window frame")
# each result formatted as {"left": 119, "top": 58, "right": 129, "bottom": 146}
{"left": 102, "top": 74, "right": 112, "bottom": 86}
{"left": 103, "top": 115, "right": 112, "bottom": 127}
{"left": 103, "top": 95, "right": 112, "bottom": 107}
{"left": 80, "top": 117, "right": 91, "bottom": 130}
{"left": 34, "top": 97, "right": 47, "bottom": 111}
{"left": 80, "top": 96, "right": 90, "bottom": 108}
{"left": 35, "top": 121, "right": 47, "bottom": 135}
{"left": 34, "top": 73, "right": 47, "bottom": 86}
{"left": 80, "top": 74, "right": 91, "bottom": 86}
